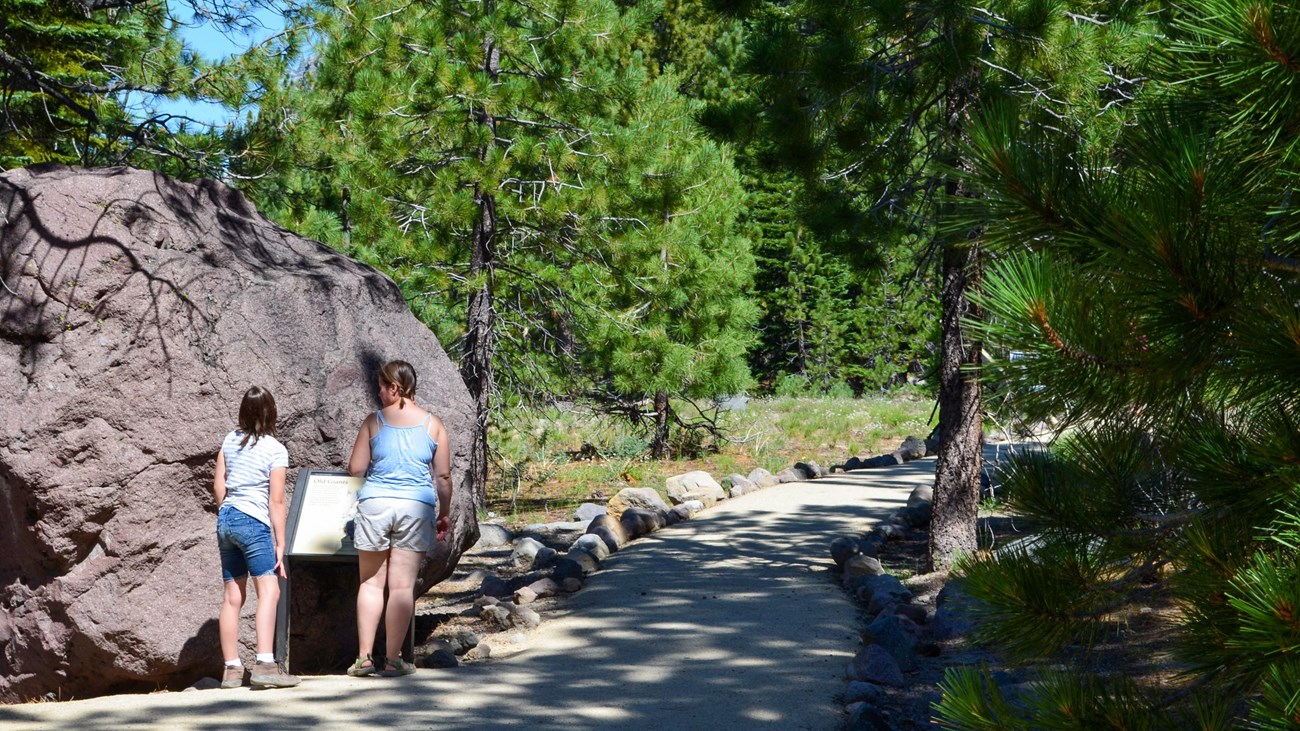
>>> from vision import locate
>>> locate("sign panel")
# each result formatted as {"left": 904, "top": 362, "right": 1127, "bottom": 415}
{"left": 286, "top": 470, "right": 365, "bottom": 559}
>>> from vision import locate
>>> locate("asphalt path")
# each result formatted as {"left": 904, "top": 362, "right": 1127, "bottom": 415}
{"left": 0, "top": 460, "right": 937, "bottom": 731}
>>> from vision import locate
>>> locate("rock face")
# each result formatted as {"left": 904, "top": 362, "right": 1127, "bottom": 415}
{"left": 0, "top": 165, "right": 478, "bottom": 700}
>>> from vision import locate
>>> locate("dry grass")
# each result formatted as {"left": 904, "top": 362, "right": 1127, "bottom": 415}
{"left": 485, "top": 394, "right": 935, "bottom": 528}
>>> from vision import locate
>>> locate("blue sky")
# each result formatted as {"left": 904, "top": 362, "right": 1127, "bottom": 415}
{"left": 143, "top": 4, "right": 286, "bottom": 129}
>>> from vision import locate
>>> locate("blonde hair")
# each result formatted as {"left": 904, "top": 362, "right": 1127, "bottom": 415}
{"left": 380, "top": 360, "right": 417, "bottom": 409}
{"left": 237, "top": 386, "right": 277, "bottom": 447}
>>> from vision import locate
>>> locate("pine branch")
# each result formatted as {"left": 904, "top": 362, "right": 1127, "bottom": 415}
{"left": 1263, "top": 247, "right": 1300, "bottom": 274}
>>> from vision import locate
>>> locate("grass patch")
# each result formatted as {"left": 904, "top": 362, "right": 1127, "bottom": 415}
{"left": 486, "top": 393, "right": 935, "bottom": 527}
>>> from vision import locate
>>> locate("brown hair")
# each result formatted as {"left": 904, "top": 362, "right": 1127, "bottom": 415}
{"left": 238, "top": 386, "right": 278, "bottom": 447}
{"left": 380, "top": 360, "right": 417, "bottom": 409}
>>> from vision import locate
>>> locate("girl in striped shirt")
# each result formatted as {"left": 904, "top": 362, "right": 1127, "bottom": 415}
{"left": 212, "top": 386, "right": 299, "bottom": 689}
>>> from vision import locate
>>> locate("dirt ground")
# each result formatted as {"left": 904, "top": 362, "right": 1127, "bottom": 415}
{"left": 411, "top": 529, "right": 587, "bottom": 661}
{"left": 865, "top": 517, "right": 1190, "bottom": 729}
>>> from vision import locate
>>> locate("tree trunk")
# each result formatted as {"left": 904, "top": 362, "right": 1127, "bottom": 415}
{"left": 460, "top": 35, "right": 500, "bottom": 513}
{"left": 928, "top": 238, "right": 982, "bottom": 572}
{"left": 650, "top": 389, "right": 671, "bottom": 459}
{"left": 928, "top": 56, "right": 983, "bottom": 573}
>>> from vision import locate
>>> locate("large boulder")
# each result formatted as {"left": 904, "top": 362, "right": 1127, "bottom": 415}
{"left": 0, "top": 165, "right": 478, "bottom": 700}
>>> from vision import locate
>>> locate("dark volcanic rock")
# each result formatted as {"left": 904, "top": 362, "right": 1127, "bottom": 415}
{"left": 0, "top": 165, "right": 478, "bottom": 700}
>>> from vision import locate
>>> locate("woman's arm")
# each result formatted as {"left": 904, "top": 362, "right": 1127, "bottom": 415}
{"left": 429, "top": 417, "right": 453, "bottom": 542}
{"left": 348, "top": 415, "right": 375, "bottom": 477}
{"left": 268, "top": 466, "right": 288, "bottom": 577}
{"left": 212, "top": 449, "right": 227, "bottom": 507}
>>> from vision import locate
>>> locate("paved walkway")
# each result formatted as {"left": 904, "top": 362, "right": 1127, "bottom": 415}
{"left": 0, "top": 461, "right": 937, "bottom": 731}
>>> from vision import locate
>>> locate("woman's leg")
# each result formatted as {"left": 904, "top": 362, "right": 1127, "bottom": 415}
{"left": 383, "top": 548, "right": 424, "bottom": 661}
{"left": 356, "top": 549, "right": 389, "bottom": 660}
{"left": 219, "top": 578, "right": 248, "bottom": 661}
{"left": 251, "top": 574, "right": 280, "bottom": 655}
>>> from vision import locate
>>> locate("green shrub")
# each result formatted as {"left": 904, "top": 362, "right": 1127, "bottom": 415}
{"left": 774, "top": 373, "right": 810, "bottom": 397}
{"left": 825, "top": 379, "right": 856, "bottom": 400}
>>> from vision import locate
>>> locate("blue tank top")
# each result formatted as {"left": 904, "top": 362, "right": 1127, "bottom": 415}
{"left": 358, "top": 411, "right": 439, "bottom": 507}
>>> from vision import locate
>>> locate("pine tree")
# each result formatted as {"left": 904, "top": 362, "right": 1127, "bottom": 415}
{"left": 0, "top": 0, "right": 302, "bottom": 176}
{"left": 934, "top": 1, "right": 1300, "bottom": 725}
{"left": 246, "top": 0, "right": 755, "bottom": 504}
{"left": 732, "top": 0, "right": 1157, "bottom": 568}
{"left": 575, "top": 75, "right": 756, "bottom": 457}
{"left": 735, "top": 0, "right": 997, "bottom": 569}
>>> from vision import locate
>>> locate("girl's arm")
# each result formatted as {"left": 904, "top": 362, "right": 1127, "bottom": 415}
{"left": 212, "top": 449, "right": 227, "bottom": 508}
{"left": 429, "top": 417, "right": 453, "bottom": 541}
{"left": 348, "top": 415, "right": 375, "bottom": 477}
{"left": 269, "top": 466, "right": 289, "bottom": 577}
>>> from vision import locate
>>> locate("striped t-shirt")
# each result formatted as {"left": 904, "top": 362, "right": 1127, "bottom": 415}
{"left": 220, "top": 430, "right": 289, "bottom": 527}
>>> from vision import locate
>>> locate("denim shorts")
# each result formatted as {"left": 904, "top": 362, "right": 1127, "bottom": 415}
{"left": 353, "top": 497, "right": 436, "bottom": 553}
{"left": 217, "top": 507, "right": 277, "bottom": 581}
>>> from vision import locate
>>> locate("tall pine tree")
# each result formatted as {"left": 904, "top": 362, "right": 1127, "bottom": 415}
{"left": 733, "top": 0, "right": 1156, "bottom": 568}
{"left": 576, "top": 75, "right": 756, "bottom": 457}
{"left": 247, "top": 0, "right": 755, "bottom": 504}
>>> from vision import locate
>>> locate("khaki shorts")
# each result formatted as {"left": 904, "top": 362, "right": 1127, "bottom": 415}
{"left": 353, "top": 497, "right": 436, "bottom": 553}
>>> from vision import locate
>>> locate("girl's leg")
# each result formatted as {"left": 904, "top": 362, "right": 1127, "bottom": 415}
{"left": 219, "top": 578, "right": 248, "bottom": 661}
{"left": 383, "top": 548, "right": 424, "bottom": 660}
{"left": 251, "top": 574, "right": 280, "bottom": 656}
{"left": 356, "top": 549, "right": 389, "bottom": 660}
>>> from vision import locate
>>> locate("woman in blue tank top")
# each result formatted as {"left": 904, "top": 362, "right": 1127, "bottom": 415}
{"left": 345, "top": 360, "right": 453, "bottom": 677}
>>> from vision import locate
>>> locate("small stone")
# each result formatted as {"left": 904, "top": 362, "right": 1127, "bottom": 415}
{"left": 847, "top": 702, "right": 895, "bottom": 730}
{"left": 747, "top": 468, "right": 778, "bottom": 488}
{"left": 511, "top": 537, "right": 547, "bottom": 568}
{"left": 845, "top": 645, "right": 905, "bottom": 687}
{"left": 572, "top": 503, "right": 608, "bottom": 522}
{"left": 586, "top": 514, "right": 628, "bottom": 553}
{"left": 480, "top": 605, "right": 512, "bottom": 629}
{"left": 906, "top": 485, "right": 933, "bottom": 508}
{"left": 843, "top": 554, "right": 885, "bottom": 579}
{"left": 532, "top": 546, "right": 559, "bottom": 569}
{"left": 445, "top": 630, "right": 479, "bottom": 655}
{"left": 474, "top": 523, "right": 514, "bottom": 548}
{"left": 620, "top": 507, "right": 664, "bottom": 538}
{"left": 775, "top": 468, "right": 801, "bottom": 483}
{"left": 509, "top": 605, "right": 541, "bottom": 629}
{"left": 418, "top": 639, "right": 454, "bottom": 655}
{"left": 897, "top": 436, "right": 927, "bottom": 461}
{"left": 571, "top": 534, "right": 610, "bottom": 561}
{"left": 479, "top": 575, "right": 510, "bottom": 598}
{"left": 419, "top": 649, "right": 458, "bottom": 668}
{"left": 514, "top": 587, "right": 538, "bottom": 605}
{"left": 560, "top": 577, "right": 583, "bottom": 593}
{"left": 875, "top": 524, "right": 905, "bottom": 541}
{"left": 721, "top": 474, "right": 755, "bottom": 497}
{"left": 526, "top": 578, "right": 560, "bottom": 599}
{"left": 830, "top": 536, "right": 862, "bottom": 569}
{"left": 564, "top": 549, "right": 600, "bottom": 574}
{"left": 843, "top": 681, "right": 883, "bottom": 704}
{"left": 892, "top": 603, "right": 928, "bottom": 625}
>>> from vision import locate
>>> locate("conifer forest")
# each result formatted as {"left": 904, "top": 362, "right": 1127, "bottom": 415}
{"left": 6, "top": 0, "right": 1300, "bottom": 725}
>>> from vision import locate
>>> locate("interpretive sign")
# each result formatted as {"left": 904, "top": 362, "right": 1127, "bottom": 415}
{"left": 286, "top": 470, "right": 364, "bottom": 559}
{"left": 279, "top": 469, "right": 414, "bottom": 671}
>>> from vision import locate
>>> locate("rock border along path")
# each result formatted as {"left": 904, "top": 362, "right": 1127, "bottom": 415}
{"left": 0, "top": 468, "right": 934, "bottom": 731}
